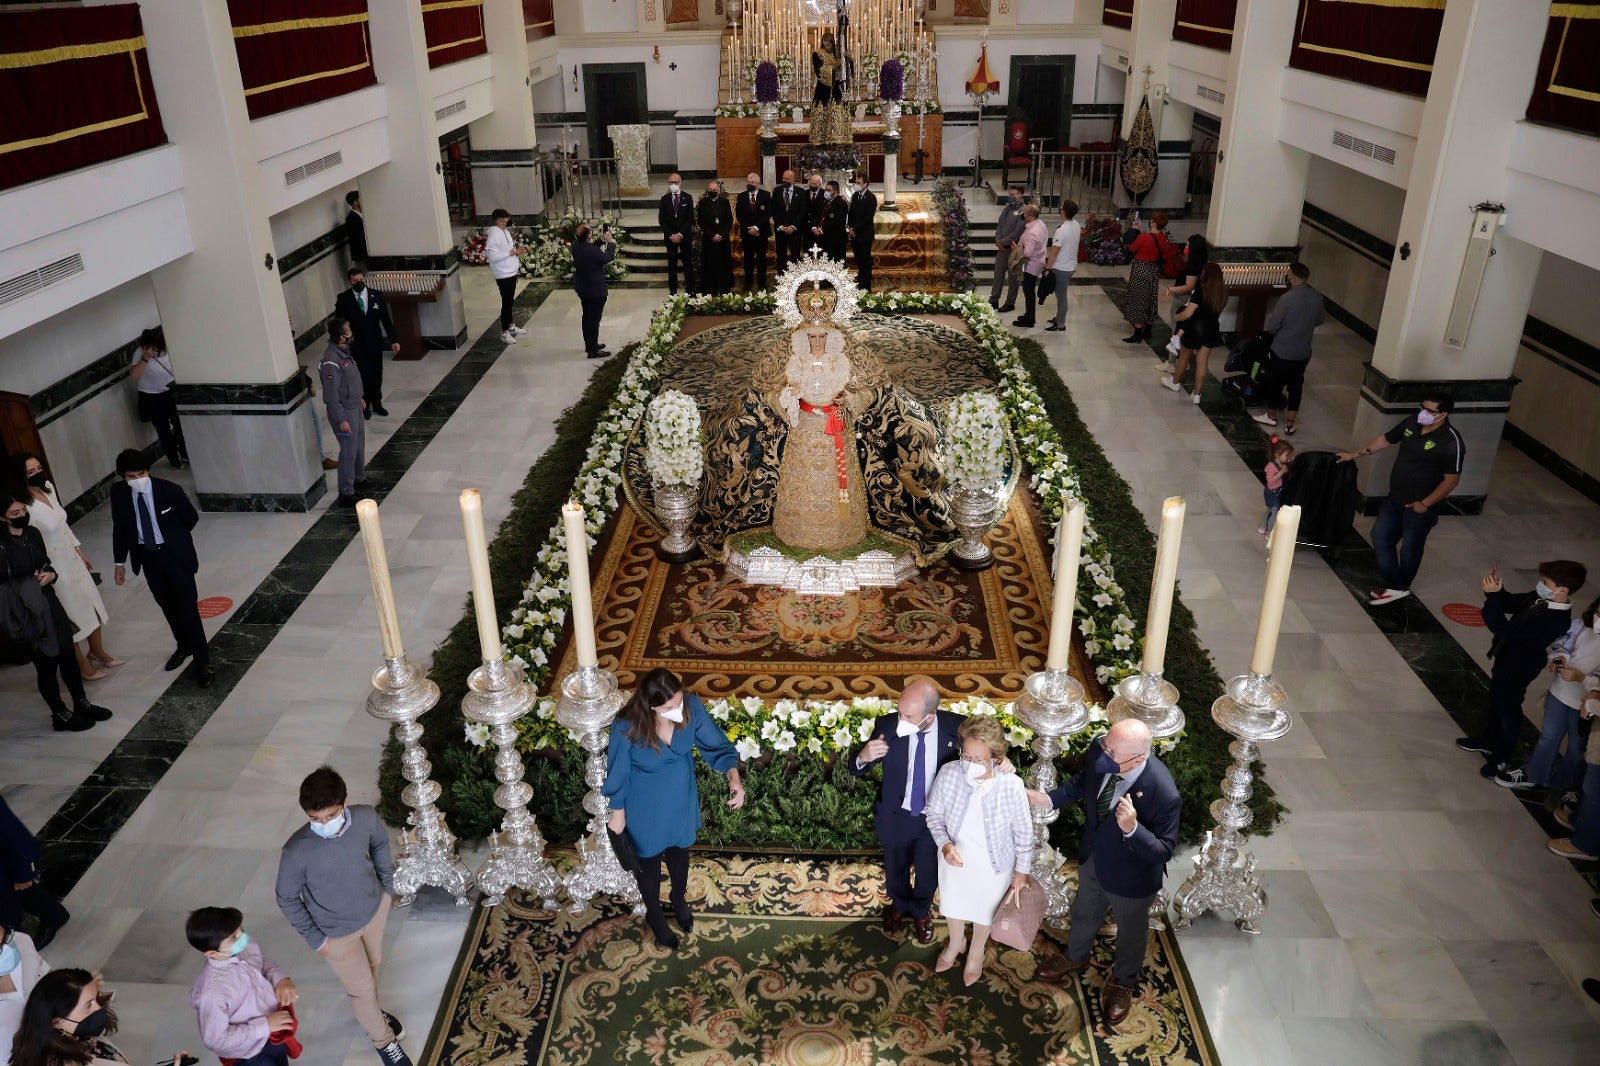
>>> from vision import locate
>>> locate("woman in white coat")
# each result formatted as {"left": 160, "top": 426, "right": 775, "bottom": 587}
{"left": 8, "top": 454, "right": 120, "bottom": 680}
{"left": 0, "top": 921, "right": 51, "bottom": 1066}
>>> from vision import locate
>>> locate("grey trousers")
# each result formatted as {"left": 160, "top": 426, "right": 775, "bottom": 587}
{"left": 333, "top": 410, "right": 366, "bottom": 496}
{"left": 989, "top": 244, "right": 1022, "bottom": 305}
{"left": 1066, "top": 856, "right": 1155, "bottom": 989}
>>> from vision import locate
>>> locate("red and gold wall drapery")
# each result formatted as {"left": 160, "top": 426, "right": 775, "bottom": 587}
{"left": 1526, "top": 4, "right": 1600, "bottom": 136}
{"left": 523, "top": 0, "right": 555, "bottom": 41}
{"left": 1172, "top": 0, "right": 1236, "bottom": 52}
{"left": 1103, "top": 1, "right": 1133, "bottom": 31}
{"left": 1289, "top": 0, "right": 1444, "bottom": 98}
{"left": 0, "top": 4, "right": 166, "bottom": 193}
{"left": 228, "top": 1, "right": 376, "bottom": 121}
{"left": 423, "top": 0, "right": 488, "bottom": 68}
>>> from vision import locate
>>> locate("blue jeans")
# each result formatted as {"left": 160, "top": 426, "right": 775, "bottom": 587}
{"left": 1525, "top": 691, "right": 1592, "bottom": 788}
{"left": 1263, "top": 487, "right": 1282, "bottom": 532}
{"left": 1572, "top": 762, "right": 1600, "bottom": 855}
{"left": 1371, "top": 498, "right": 1439, "bottom": 592}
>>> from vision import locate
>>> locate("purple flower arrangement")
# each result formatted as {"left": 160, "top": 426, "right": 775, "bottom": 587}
{"left": 756, "top": 61, "right": 780, "bottom": 105}
{"left": 879, "top": 59, "right": 905, "bottom": 102}
{"left": 933, "top": 180, "right": 974, "bottom": 292}
{"left": 794, "top": 143, "right": 863, "bottom": 173}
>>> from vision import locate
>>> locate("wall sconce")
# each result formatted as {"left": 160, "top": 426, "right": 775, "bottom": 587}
{"left": 653, "top": 45, "right": 661, "bottom": 64}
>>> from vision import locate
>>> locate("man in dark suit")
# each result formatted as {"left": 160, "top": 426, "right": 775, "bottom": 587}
{"left": 110, "top": 448, "right": 211, "bottom": 687}
{"left": 572, "top": 222, "right": 618, "bottom": 359}
{"left": 1029, "top": 719, "right": 1180, "bottom": 1026}
{"left": 772, "top": 169, "right": 807, "bottom": 272}
{"left": 852, "top": 680, "right": 964, "bottom": 944}
{"left": 820, "top": 181, "right": 849, "bottom": 262}
{"left": 333, "top": 267, "right": 399, "bottom": 418}
{"left": 697, "top": 181, "right": 734, "bottom": 295}
{"left": 0, "top": 795, "right": 70, "bottom": 949}
{"left": 803, "top": 173, "right": 827, "bottom": 254}
{"left": 846, "top": 175, "right": 878, "bottom": 291}
{"left": 657, "top": 172, "right": 697, "bottom": 295}
{"left": 735, "top": 172, "right": 772, "bottom": 291}
{"left": 344, "top": 190, "right": 367, "bottom": 264}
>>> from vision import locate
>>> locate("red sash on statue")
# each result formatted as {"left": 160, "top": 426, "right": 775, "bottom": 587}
{"left": 799, "top": 399, "right": 850, "bottom": 501}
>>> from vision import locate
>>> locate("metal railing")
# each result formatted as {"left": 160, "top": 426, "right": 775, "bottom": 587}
{"left": 532, "top": 157, "right": 622, "bottom": 219}
{"left": 1025, "top": 150, "right": 1120, "bottom": 216}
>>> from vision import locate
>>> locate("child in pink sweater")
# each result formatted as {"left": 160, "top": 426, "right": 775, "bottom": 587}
{"left": 188, "top": 906, "right": 299, "bottom": 1066}
{"left": 1259, "top": 441, "right": 1294, "bottom": 536}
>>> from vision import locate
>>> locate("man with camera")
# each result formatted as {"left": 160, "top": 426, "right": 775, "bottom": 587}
{"left": 572, "top": 221, "right": 617, "bottom": 359}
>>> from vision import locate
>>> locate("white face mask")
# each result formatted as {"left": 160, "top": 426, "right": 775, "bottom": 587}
{"left": 657, "top": 703, "right": 684, "bottom": 724}
{"left": 896, "top": 716, "right": 931, "bottom": 738}
{"left": 308, "top": 809, "right": 346, "bottom": 839}
{"left": 127, "top": 475, "right": 151, "bottom": 493}
{"left": 964, "top": 760, "right": 989, "bottom": 784}
{"left": 669, "top": 183, "right": 680, "bottom": 193}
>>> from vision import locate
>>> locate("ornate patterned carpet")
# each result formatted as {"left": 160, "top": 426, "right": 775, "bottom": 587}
{"left": 422, "top": 856, "right": 1219, "bottom": 1066}
{"left": 869, "top": 191, "right": 947, "bottom": 291}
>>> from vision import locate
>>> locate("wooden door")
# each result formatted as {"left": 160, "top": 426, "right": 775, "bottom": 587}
{"left": 583, "top": 63, "right": 648, "bottom": 160}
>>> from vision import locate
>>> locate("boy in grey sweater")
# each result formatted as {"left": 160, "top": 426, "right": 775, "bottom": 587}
{"left": 276, "top": 766, "right": 411, "bottom": 1066}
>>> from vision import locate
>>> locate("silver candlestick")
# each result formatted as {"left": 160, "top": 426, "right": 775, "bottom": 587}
{"left": 461, "top": 656, "right": 563, "bottom": 908}
{"left": 1171, "top": 670, "right": 1292, "bottom": 934}
{"left": 1106, "top": 669, "right": 1185, "bottom": 739}
{"left": 556, "top": 665, "right": 643, "bottom": 915}
{"left": 366, "top": 656, "right": 474, "bottom": 906}
{"left": 1012, "top": 667, "right": 1091, "bottom": 918}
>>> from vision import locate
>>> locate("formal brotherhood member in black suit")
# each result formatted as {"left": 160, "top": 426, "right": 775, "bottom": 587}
{"left": 847, "top": 174, "right": 878, "bottom": 291}
{"left": 772, "top": 168, "right": 807, "bottom": 271}
{"left": 657, "top": 172, "right": 697, "bottom": 295}
{"left": 697, "top": 181, "right": 734, "bottom": 295}
{"left": 735, "top": 172, "right": 773, "bottom": 291}
{"left": 332, "top": 267, "right": 399, "bottom": 418}
{"left": 803, "top": 173, "right": 827, "bottom": 252}
{"left": 571, "top": 222, "right": 618, "bottom": 359}
{"left": 820, "top": 181, "right": 849, "bottom": 262}
{"left": 110, "top": 449, "right": 211, "bottom": 687}
{"left": 344, "top": 190, "right": 367, "bottom": 263}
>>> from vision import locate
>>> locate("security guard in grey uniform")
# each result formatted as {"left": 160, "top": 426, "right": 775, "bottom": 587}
{"left": 320, "top": 317, "right": 368, "bottom": 507}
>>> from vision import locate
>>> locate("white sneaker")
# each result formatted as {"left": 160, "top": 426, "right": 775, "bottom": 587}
{"left": 1160, "top": 375, "right": 1182, "bottom": 393}
{"left": 1166, "top": 335, "right": 1182, "bottom": 357}
{"left": 508, "top": 324, "right": 526, "bottom": 336}
{"left": 1369, "top": 588, "right": 1412, "bottom": 605}
{"left": 1192, "top": 392, "right": 1202, "bottom": 405}
{"left": 1251, "top": 412, "right": 1277, "bottom": 427}
{"left": 500, "top": 330, "right": 517, "bottom": 344}
{"left": 1256, "top": 525, "right": 1268, "bottom": 535}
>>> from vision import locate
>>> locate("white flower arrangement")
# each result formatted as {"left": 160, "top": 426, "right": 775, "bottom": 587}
{"left": 643, "top": 389, "right": 704, "bottom": 487}
{"left": 943, "top": 391, "right": 1006, "bottom": 494}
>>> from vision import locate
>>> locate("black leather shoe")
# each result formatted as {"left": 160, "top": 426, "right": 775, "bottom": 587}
{"left": 333, "top": 494, "right": 358, "bottom": 508}
{"left": 997, "top": 304, "right": 1016, "bottom": 313}
{"left": 373, "top": 405, "right": 389, "bottom": 417}
{"left": 75, "top": 703, "right": 113, "bottom": 722}
{"left": 197, "top": 665, "right": 215, "bottom": 689}
{"left": 52, "top": 710, "right": 95, "bottom": 732}
{"left": 672, "top": 898, "right": 694, "bottom": 933}
{"left": 362, "top": 408, "right": 372, "bottom": 420}
{"left": 912, "top": 915, "right": 934, "bottom": 944}
{"left": 587, "top": 349, "right": 610, "bottom": 360}
{"left": 164, "top": 649, "right": 191, "bottom": 671}
{"left": 1013, "top": 317, "right": 1035, "bottom": 327}
{"left": 353, "top": 479, "right": 370, "bottom": 492}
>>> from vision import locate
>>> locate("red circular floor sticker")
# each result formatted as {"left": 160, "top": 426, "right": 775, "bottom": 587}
{"left": 1442, "top": 603, "right": 1486, "bottom": 627}
{"left": 197, "top": 596, "right": 233, "bottom": 619}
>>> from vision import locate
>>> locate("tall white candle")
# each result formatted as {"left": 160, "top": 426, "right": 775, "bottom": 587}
{"left": 1249, "top": 504, "right": 1301, "bottom": 675}
{"left": 562, "top": 502, "right": 600, "bottom": 669}
{"left": 1045, "top": 501, "right": 1085, "bottom": 672}
{"left": 458, "top": 489, "right": 503, "bottom": 662}
{"left": 1141, "top": 496, "right": 1187, "bottom": 676}
{"left": 355, "top": 500, "right": 404, "bottom": 659}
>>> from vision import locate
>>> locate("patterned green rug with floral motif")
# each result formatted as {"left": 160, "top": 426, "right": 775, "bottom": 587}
{"left": 422, "top": 855, "right": 1218, "bottom": 1066}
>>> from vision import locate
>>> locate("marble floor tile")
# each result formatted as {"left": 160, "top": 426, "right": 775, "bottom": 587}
{"left": 1347, "top": 939, "right": 1487, "bottom": 1021}
{"left": 1446, "top": 940, "right": 1595, "bottom": 1025}
{"left": 1251, "top": 937, "right": 1380, "bottom": 1018}
{"left": 1308, "top": 870, "right": 1432, "bottom": 940}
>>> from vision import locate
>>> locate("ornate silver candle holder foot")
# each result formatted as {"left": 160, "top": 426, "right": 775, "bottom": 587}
{"left": 556, "top": 665, "right": 644, "bottom": 916}
{"left": 1012, "top": 667, "right": 1092, "bottom": 917}
{"left": 1106, "top": 670, "right": 1185, "bottom": 740}
{"left": 366, "top": 656, "right": 473, "bottom": 906}
{"left": 462, "top": 657, "right": 564, "bottom": 909}
{"left": 1171, "top": 671, "right": 1291, "bottom": 934}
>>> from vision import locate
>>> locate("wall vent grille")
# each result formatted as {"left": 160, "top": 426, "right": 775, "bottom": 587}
{"left": 435, "top": 99, "right": 467, "bottom": 122}
{"left": 0, "top": 253, "right": 85, "bottom": 307}
{"left": 1331, "top": 129, "right": 1397, "bottom": 165}
{"left": 285, "top": 150, "right": 343, "bottom": 187}
{"left": 1196, "top": 85, "right": 1225, "bottom": 105}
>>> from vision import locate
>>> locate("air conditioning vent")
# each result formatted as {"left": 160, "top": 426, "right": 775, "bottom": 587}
{"left": 1196, "top": 85, "right": 1225, "bottom": 105}
{"left": 436, "top": 99, "right": 467, "bottom": 122}
{"left": 0, "top": 253, "right": 85, "bottom": 307}
{"left": 285, "top": 150, "right": 343, "bottom": 187}
{"left": 1331, "top": 129, "right": 1397, "bottom": 165}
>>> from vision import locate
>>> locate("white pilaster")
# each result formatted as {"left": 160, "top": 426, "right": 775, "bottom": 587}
{"left": 469, "top": 0, "right": 544, "bottom": 216}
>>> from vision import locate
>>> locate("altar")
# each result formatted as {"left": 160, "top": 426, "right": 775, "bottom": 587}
{"left": 715, "top": 114, "right": 944, "bottom": 183}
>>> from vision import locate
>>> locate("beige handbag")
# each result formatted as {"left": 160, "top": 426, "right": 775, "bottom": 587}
{"left": 991, "top": 875, "right": 1047, "bottom": 952}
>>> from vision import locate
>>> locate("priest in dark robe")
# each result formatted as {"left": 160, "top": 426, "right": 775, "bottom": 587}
{"left": 697, "top": 181, "right": 734, "bottom": 295}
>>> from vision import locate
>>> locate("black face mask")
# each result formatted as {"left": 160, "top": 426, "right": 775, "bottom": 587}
{"left": 747, "top": 184, "right": 757, "bottom": 193}
{"left": 27, "top": 472, "right": 48, "bottom": 489}
{"left": 72, "top": 1008, "right": 110, "bottom": 1039}
{"left": 352, "top": 282, "right": 366, "bottom": 293}
{"left": 707, "top": 191, "right": 719, "bottom": 199}
{"left": 7, "top": 513, "right": 29, "bottom": 531}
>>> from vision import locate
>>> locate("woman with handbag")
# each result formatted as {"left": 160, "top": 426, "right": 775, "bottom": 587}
{"left": 130, "top": 327, "right": 188, "bottom": 471}
{"left": 922, "top": 715, "right": 1033, "bottom": 986}
{"left": 7, "top": 454, "right": 121, "bottom": 681}
{"left": 1161, "top": 262, "right": 1227, "bottom": 406}
{"left": 603, "top": 669, "right": 745, "bottom": 951}
{"left": 1120, "top": 211, "right": 1173, "bottom": 345}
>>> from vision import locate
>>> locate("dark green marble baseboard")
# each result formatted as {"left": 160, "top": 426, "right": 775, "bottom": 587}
{"left": 1503, "top": 421, "right": 1600, "bottom": 508}
{"left": 63, "top": 441, "right": 163, "bottom": 524}
{"left": 197, "top": 476, "right": 327, "bottom": 514}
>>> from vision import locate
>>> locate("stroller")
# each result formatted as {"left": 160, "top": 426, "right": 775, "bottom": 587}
{"left": 1222, "top": 330, "right": 1274, "bottom": 405}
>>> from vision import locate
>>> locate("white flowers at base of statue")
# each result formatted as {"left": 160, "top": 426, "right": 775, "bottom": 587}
{"left": 643, "top": 389, "right": 704, "bottom": 486}
{"left": 944, "top": 391, "right": 1006, "bottom": 494}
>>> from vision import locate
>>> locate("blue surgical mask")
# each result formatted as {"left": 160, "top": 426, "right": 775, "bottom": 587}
{"left": 309, "top": 809, "right": 346, "bottom": 839}
{"left": 0, "top": 943, "right": 19, "bottom": 976}
{"left": 1093, "top": 750, "right": 1122, "bottom": 776}
{"left": 824, "top": 190, "right": 834, "bottom": 201}
{"left": 1536, "top": 581, "right": 1555, "bottom": 601}
{"left": 226, "top": 932, "right": 250, "bottom": 957}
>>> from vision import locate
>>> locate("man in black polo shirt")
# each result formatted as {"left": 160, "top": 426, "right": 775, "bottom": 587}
{"left": 1337, "top": 391, "right": 1464, "bottom": 606}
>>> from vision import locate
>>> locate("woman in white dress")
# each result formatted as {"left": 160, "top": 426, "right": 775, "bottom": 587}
{"left": 1, "top": 920, "right": 52, "bottom": 1066}
{"left": 924, "top": 715, "right": 1034, "bottom": 986}
{"left": 8, "top": 454, "right": 121, "bottom": 679}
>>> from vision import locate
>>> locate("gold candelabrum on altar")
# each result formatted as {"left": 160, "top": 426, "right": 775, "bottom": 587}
{"left": 725, "top": 0, "right": 936, "bottom": 108}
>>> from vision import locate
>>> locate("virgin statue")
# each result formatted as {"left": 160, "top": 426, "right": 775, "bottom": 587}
{"left": 772, "top": 324, "right": 868, "bottom": 551}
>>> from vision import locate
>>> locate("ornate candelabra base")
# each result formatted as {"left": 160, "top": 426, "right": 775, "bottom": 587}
{"left": 1171, "top": 671, "right": 1291, "bottom": 934}
{"left": 556, "top": 665, "right": 643, "bottom": 915}
{"left": 1106, "top": 670, "right": 1185, "bottom": 740}
{"left": 366, "top": 657, "right": 473, "bottom": 906}
{"left": 462, "top": 657, "right": 563, "bottom": 909}
{"left": 949, "top": 487, "right": 998, "bottom": 571}
{"left": 1012, "top": 668, "right": 1092, "bottom": 917}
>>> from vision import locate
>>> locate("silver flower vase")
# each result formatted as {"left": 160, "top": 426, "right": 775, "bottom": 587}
{"left": 949, "top": 486, "right": 998, "bottom": 571}
{"left": 757, "top": 101, "right": 779, "bottom": 138}
{"left": 884, "top": 101, "right": 903, "bottom": 137}
{"left": 652, "top": 479, "right": 701, "bottom": 563}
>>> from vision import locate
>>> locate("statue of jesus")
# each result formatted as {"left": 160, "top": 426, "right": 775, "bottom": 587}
{"left": 772, "top": 323, "right": 868, "bottom": 551}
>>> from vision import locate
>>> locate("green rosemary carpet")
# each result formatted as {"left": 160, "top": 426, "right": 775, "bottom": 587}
{"left": 422, "top": 855, "right": 1219, "bottom": 1066}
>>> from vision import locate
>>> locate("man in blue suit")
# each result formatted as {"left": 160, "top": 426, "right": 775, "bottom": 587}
{"left": 571, "top": 222, "right": 617, "bottom": 359}
{"left": 852, "top": 679, "right": 964, "bottom": 944}
{"left": 1028, "top": 719, "right": 1180, "bottom": 1026}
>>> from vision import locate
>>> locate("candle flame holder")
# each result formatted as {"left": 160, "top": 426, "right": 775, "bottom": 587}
{"left": 1106, "top": 669, "right": 1185, "bottom": 739}
{"left": 1012, "top": 667, "right": 1091, "bottom": 918}
{"left": 462, "top": 656, "right": 564, "bottom": 909}
{"left": 555, "top": 665, "right": 643, "bottom": 915}
{"left": 1170, "top": 670, "right": 1291, "bottom": 934}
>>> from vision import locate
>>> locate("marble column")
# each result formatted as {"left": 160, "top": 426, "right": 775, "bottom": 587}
{"left": 1113, "top": 0, "right": 1191, "bottom": 214}
{"left": 135, "top": 0, "right": 323, "bottom": 511}
{"left": 882, "top": 138, "right": 899, "bottom": 211}
{"left": 1349, "top": 0, "right": 1547, "bottom": 511}
{"left": 362, "top": 0, "right": 469, "bottom": 351}
{"left": 469, "top": 0, "right": 545, "bottom": 217}
{"left": 1205, "top": 0, "right": 1310, "bottom": 256}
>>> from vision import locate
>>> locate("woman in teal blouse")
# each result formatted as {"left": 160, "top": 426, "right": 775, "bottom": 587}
{"left": 604, "top": 669, "right": 745, "bottom": 949}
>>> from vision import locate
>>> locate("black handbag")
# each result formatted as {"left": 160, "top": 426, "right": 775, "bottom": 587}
{"left": 1038, "top": 271, "right": 1056, "bottom": 299}
{"left": 608, "top": 827, "right": 643, "bottom": 876}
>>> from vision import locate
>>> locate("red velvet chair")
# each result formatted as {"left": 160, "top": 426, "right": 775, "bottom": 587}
{"left": 1002, "top": 121, "right": 1031, "bottom": 188}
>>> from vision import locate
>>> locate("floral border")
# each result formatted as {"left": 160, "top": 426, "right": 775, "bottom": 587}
{"left": 477, "top": 291, "right": 1157, "bottom": 761}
